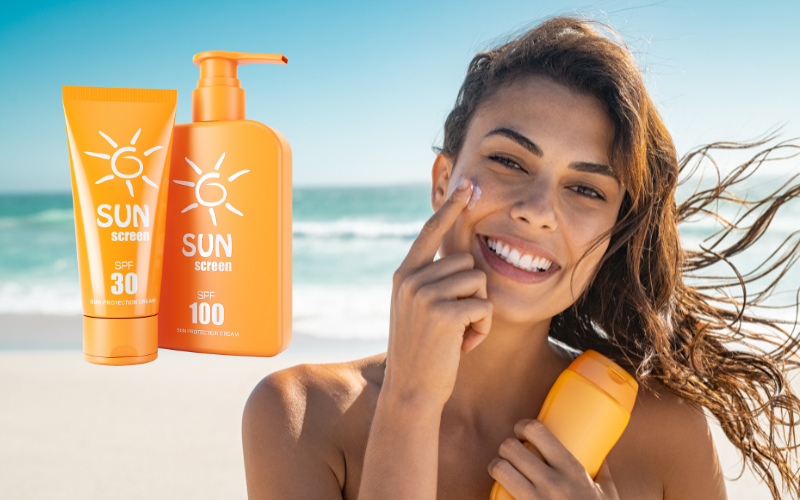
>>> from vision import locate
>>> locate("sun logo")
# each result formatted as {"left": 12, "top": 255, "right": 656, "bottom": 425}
{"left": 84, "top": 129, "right": 164, "bottom": 197}
{"left": 172, "top": 152, "right": 248, "bottom": 227}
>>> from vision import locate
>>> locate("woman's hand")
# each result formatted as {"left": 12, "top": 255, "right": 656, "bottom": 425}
{"left": 488, "top": 419, "right": 621, "bottom": 500}
{"left": 384, "top": 175, "right": 493, "bottom": 409}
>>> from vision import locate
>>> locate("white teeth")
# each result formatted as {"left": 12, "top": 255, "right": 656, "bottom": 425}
{"left": 486, "top": 236, "right": 557, "bottom": 273}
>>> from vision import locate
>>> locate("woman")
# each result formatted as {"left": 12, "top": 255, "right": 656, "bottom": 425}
{"left": 242, "top": 16, "right": 800, "bottom": 499}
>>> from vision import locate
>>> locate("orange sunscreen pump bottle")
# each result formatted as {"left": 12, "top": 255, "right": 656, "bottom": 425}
{"left": 62, "top": 86, "right": 177, "bottom": 365}
{"left": 490, "top": 349, "right": 639, "bottom": 500}
{"left": 158, "top": 51, "right": 292, "bottom": 356}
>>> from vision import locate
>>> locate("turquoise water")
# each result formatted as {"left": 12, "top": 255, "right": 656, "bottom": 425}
{"left": 293, "top": 185, "right": 432, "bottom": 286}
{"left": 2, "top": 177, "right": 799, "bottom": 339}
{"left": 0, "top": 186, "right": 431, "bottom": 339}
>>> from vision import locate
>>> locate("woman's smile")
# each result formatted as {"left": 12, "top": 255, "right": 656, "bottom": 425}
{"left": 476, "top": 233, "right": 561, "bottom": 284}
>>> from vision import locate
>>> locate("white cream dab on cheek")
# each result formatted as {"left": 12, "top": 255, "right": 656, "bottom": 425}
{"left": 467, "top": 179, "right": 481, "bottom": 210}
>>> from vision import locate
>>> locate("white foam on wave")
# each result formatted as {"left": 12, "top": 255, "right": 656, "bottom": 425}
{"left": 293, "top": 219, "right": 424, "bottom": 239}
{"left": 0, "top": 281, "right": 82, "bottom": 315}
{"left": 293, "top": 285, "right": 391, "bottom": 341}
{"left": 0, "top": 208, "right": 426, "bottom": 241}
{"left": 0, "top": 209, "right": 75, "bottom": 228}
{"left": 0, "top": 281, "right": 392, "bottom": 341}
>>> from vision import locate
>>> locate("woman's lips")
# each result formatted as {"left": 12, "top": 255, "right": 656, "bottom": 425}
{"left": 477, "top": 234, "right": 560, "bottom": 284}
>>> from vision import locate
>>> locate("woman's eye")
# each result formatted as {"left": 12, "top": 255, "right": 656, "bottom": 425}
{"left": 488, "top": 155, "right": 604, "bottom": 201}
{"left": 571, "top": 185, "right": 605, "bottom": 201}
{"left": 489, "top": 154, "right": 524, "bottom": 171}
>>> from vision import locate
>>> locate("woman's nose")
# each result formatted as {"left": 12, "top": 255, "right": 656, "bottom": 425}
{"left": 508, "top": 180, "right": 558, "bottom": 231}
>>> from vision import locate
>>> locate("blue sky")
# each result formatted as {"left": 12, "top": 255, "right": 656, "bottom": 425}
{"left": 1, "top": 0, "right": 798, "bottom": 192}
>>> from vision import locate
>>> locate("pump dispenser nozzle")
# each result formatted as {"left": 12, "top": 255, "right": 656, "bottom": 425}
{"left": 191, "top": 51, "right": 288, "bottom": 122}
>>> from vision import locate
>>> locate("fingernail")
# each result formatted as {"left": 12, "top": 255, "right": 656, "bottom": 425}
{"left": 448, "top": 174, "right": 466, "bottom": 198}
{"left": 457, "top": 176, "right": 471, "bottom": 191}
{"left": 467, "top": 180, "right": 481, "bottom": 210}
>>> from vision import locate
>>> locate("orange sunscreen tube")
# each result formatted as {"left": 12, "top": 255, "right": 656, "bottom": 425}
{"left": 63, "top": 86, "right": 177, "bottom": 366}
{"left": 490, "top": 349, "right": 638, "bottom": 499}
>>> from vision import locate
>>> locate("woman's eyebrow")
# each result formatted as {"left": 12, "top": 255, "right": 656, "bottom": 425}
{"left": 485, "top": 127, "right": 619, "bottom": 184}
{"left": 569, "top": 161, "right": 620, "bottom": 184}
{"left": 485, "top": 127, "right": 543, "bottom": 157}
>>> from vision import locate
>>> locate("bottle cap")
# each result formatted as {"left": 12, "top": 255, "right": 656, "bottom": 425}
{"left": 191, "top": 51, "right": 288, "bottom": 122}
{"left": 83, "top": 315, "right": 158, "bottom": 366}
{"left": 568, "top": 349, "right": 638, "bottom": 413}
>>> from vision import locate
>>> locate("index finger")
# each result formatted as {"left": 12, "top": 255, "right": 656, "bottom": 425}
{"left": 400, "top": 175, "right": 474, "bottom": 271}
{"left": 514, "top": 419, "right": 586, "bottom": 475}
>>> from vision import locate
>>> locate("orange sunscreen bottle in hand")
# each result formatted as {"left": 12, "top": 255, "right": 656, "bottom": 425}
{"left": 63, "top": 86, "right": 177, "bottom": 365}
{"left": 490, "top": 349, "right": 639, "bottom": 499}
{"left": 158, "top": 51, "right": 292, "bottom": 356}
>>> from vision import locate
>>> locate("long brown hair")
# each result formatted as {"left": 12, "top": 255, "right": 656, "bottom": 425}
{"left": 436, "top": 16, "right": 800, "bottom": 497}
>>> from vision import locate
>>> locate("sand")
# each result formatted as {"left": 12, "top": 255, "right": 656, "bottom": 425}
{"left": 0, "top": 314, "right": 783, "bottom": 499}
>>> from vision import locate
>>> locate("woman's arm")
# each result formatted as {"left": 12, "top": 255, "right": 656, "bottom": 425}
{"left": 359, "top": 173, "right": 492, "bottom": 499}
{"left": 658, "top": 398, "right": 727, "bottom": 500}
{"left": 242, "top": 366, "right": 345, "bottom": 500}
{"left": 619, "top": 385, "right": 727, "bottom": 500}
{"left": 358, "top": 390, "right": 444, "bottom": 499}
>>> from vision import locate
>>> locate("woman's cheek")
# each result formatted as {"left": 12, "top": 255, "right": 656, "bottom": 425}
{"left": 467, "top": 175, "right": 506, "bottom": 208}
{"left": 579, "top": 211, "right": 615, "bottom": 258}
{"left": 560, "top": 235, "right": 608, "bottom": 302}
{"left": 467, "top": 178, "right": 482, "bottom": 210}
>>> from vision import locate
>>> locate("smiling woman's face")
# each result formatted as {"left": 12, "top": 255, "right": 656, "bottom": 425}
{"left": 433, "top": 75, "right": 626, "bottom": 326}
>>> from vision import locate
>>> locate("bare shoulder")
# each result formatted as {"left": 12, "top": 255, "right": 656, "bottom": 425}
{"left": 623, "top": 379, "right": 727, "bottom": 500}
{"left": 242, "top": 352, "right": 387, "bottom": 500}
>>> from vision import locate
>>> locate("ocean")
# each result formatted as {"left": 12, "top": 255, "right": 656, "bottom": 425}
{"left": 0, "top": 185, "right": 432, "bottom": 341}
{"left": 2, "top": 177, "right": 800, "bottom": 341}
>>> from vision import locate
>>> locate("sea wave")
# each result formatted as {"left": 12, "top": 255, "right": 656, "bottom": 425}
{"left": 292, "top": 219, "right": 424, "bottom": 240}
{"left": 0, "top": 208, "right": 425, "bottom": 241}
{"left": 292, "top": 285, "right": 391, "bottom": 340}
{"left": 0, "top": 281, "right": 82, "bottom": 315}
{"left": 0, "top": 209, "right": 75, "bottom": 228}
{"left": 0, "top": 281, "right": 392, "bottom": 341}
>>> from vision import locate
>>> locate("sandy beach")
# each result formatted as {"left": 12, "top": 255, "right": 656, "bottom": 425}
{"left": 0, "top": 314, "right": 782, "bottom": 499}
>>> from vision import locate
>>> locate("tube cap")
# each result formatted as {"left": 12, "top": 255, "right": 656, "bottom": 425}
{"left": 191, "top": 51, "right": 288, "bottom": 122}
{"left": 83, "top": 315, "right": 158, "bottom": 366}
{"left": 568, "top": 349, "right": 638, "bottom": 413}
